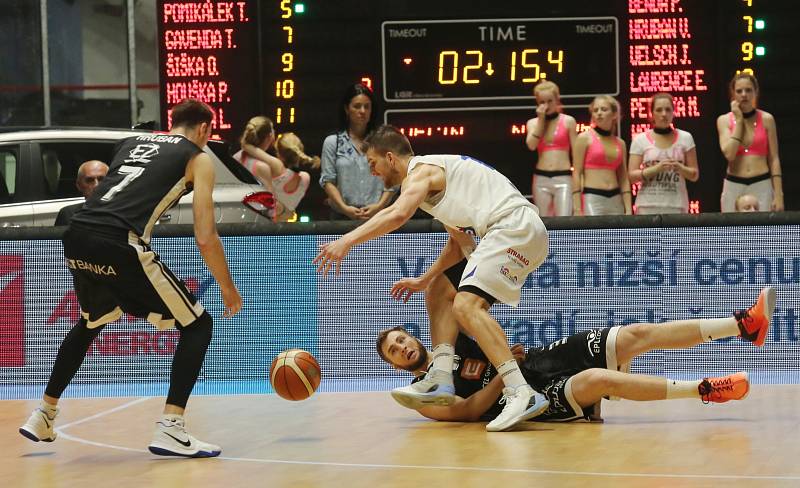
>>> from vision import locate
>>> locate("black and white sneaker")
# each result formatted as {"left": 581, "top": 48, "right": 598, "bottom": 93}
{"left": 147, "top": 417, "right": 221, "bottom": 458}
{"left": 19, "top": 406, "right": 58, "bottom": 442}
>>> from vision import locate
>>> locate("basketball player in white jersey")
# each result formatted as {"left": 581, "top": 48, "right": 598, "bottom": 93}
{"left": 314, "top": 124, "right": 550, "bottom": 431}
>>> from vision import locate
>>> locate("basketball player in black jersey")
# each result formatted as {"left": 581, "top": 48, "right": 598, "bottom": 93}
{"left": 377, "top": 259, "right": 774, "bottom": 424}
{"left": 19, "top": 99, "right": 242, "bottom": 458}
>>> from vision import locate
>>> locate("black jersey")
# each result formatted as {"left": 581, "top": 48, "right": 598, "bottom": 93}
{"left": 72, "top": 134, "right": 202, "bottom": 242}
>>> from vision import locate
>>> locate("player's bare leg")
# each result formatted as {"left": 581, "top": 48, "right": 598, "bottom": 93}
{"left": 614, "top": 286, "right": 776, "bottom": 365}
{"left": 570, "top": 369, "right": 750, "bottom": 407}
{"left": 452, "top": 292, "right": 548, "bottom": 432}
{"left": 391, "top": 274, "right": 459, "bottom": 409}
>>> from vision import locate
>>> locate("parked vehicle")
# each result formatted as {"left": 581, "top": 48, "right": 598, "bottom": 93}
{"left": 0, "top": 128, "right": 269, "bottom": 227}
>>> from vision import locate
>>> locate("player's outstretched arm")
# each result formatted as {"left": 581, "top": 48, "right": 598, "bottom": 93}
{"left": 188, "top": 153, "right": 242, "bottom": 317}
{"left": 418, "top": 374, "right": 506, "bottom": 422}
{"left": 391, "top": 226, "right": 470, "bottom": 302}
{"left": 415, "top": 343, "right": 526, "bottom": 421}
{"left": 314, "top": 168, "right": 432, "bottom": 276}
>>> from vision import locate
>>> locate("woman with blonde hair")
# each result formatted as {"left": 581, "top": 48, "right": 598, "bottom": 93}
{"left": 628, "top": 92, "right": 699, "bottom": 214}
{"left": 525, "top": 81, "right": 577, "bottom": 216}
{"left": 233, "top": 115, "right": 319, "bottom": 221}
{"left": 717, "top": 73, "right": 782, "bottom": 212}
{"left": 572, "top": 95, "right": 632, "bottom": 215}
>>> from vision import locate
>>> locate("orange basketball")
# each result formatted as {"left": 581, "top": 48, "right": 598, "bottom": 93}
{"left": 269, "top": 349, "right": 322, "bottom": 401}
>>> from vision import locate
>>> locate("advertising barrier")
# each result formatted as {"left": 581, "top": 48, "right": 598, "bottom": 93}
{"left": 1, "top": 223, "right": 799, "bottom": 399}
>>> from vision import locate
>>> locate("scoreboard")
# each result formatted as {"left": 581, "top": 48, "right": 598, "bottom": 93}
{"left": 156, "top": 0, "right": 797, "bottom": 215}
{"left": 382, "top": 18, "right": 619, "bottom": 101}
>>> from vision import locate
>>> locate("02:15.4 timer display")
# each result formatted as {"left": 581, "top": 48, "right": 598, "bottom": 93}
{"left": 382, "top": 17, "right": 620, "bottom": 102}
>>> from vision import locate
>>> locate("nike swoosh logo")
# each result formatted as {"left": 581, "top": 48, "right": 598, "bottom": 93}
{"left": 164, "top": 432, "right": 192, "bottom": 447}
{"left": 464, "top": 266, "right": 477, "bottom": 280}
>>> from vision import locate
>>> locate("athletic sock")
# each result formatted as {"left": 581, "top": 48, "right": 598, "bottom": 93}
{"left": 430, "top": 343, "right": 455, "bottom": 374}
{"left": 161, "top": 413, "right": 184, "bottom": 424}
{"left": 40, "top": 401, "right": 58, "bottom": 416}
{"left": 665, "top": 379, "right": 701, "bottom": 399}
{"left": 497, "top": 359, "right": 528, "bottom": 389}
{"left": 699, "top": 317, "right": 740, "bottom": 342}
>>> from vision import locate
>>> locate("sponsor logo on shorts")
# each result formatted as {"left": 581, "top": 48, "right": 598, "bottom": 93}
{"left": 66, "top": 258, "right": 118, "bottom": 276}
{"left": 500, "top": 265, "right": 518, "bottom": 283}
{"left": 546, "top": 377, "right": 569, "bottom": 413}
{"left": 460, "top": 358, "right": 487, "bottom": 380}
{"left": 0, "top": 255, "right": 24, "bottom": 367}
{"left": 506, "top": 248, "right": 530, "bottom": 267}
{"left": 586, "top": 329, "right": 602, "bottom": 357}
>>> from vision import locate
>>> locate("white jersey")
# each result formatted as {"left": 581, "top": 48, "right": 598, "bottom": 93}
{"left": 408, "top": 154, "right": 536, "bottom": 238}
{"left": 629, "top": 129, "right": 695, "bottom": 212}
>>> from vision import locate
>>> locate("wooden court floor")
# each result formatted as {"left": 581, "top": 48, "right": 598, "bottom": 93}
{"left": 3, "top": 385, "right": 800, "bottom": 488}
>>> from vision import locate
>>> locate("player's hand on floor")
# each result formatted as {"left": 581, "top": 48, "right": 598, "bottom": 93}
{"left": 390, "top": 276, "right": 429, "bottom": 303}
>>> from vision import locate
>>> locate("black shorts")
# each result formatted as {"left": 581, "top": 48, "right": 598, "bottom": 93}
{"left": 443, "top": 259, "right": 468, "bottom": 289}
{"left": 523, "top": 327, "right": 626, "bottom": 421}
{"left": 63, "top": 224, "right": 204, "bottom": 329}
{"left": 442, "top": 258, "right": 498, "bottom": 305}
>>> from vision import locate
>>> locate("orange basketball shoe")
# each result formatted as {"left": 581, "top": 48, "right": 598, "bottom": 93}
{"left": 698, "top": 372, "right": 750, "bottom": 404}
{"left": 735, "top": 286, "right": 776, "bottom": 347}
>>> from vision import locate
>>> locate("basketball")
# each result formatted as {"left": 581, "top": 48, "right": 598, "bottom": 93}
{"left": 270, "top": 349, "right": 322, "bottom": 401}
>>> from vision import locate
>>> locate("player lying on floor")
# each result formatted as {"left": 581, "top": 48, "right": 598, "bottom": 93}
{"left": 376, "top": 259, "right": 775, "bottom": 423}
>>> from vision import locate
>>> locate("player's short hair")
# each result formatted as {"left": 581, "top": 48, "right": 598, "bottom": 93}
{"left": 171, "top": 99, "right": 214, "bottom": 129}
{"left": 376, "top": 325, "right": 409, "bottom": 364}
{"left": 362, "top": 124, "right": 414, "bottom": 157}
{"left": 241, "top": 115, "right": 274, "bottom": 146}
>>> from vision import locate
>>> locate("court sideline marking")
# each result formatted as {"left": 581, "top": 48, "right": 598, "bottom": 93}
{"left": 52, "top": 396, "right": 800, "bottom": 481}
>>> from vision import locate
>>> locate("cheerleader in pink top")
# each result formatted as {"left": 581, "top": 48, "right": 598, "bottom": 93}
{"left": 233, "top": 116, "right": 319, "bottom": 221}
{"left": 716, "top": 73, "right": 783, "bottom": 212}
{"left": 572, "top": 96, "right": 632, "bottom": 215}
{"left": 525, "top": 81, "right": 577, "bottom": 216}
{"left": 628, "top": 93, "right": 699, "bottom": 214}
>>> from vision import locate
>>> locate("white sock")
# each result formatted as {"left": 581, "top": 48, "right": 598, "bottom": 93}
{"left": 40, "top": 400, "right": 57, "bottom": 416}
{"left": 431, "top": 343, "right": 455, "bottom": 374}
{"left": 665, "top": 379, "right": 701, "bottom": 399}
{"left": 161, "top": 413, "right": 184, "bottom": 425}
{"left": 699, "top": 317, "right": 740, "bottom": 342}
{"left": 497, "top": 359, "right": 528, "bottom": 389}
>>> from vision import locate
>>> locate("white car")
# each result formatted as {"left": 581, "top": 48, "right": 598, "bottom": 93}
{"left": 0, "top": 128, "right": 268, "bottom": 227}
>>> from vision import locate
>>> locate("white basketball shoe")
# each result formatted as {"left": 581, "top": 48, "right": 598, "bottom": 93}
{"left": 148, "top": 416, "right": 221, "bottom": 458}
{"left": 19, "top": 405, "right": 58, "bottom": 442}
{"left": 486, "top": 384, "right": 550, "bottom": 432}
{"left": 391, "top": 369, "right": 455, "bottom": 409}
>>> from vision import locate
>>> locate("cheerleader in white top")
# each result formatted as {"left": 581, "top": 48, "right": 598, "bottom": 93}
{"left": 628, "top": 93, "right": 699, "bottom": 214}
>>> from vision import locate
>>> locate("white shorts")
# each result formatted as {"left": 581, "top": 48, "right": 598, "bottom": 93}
{"left": 459, "top": 206, "right": 548, "bottom": 307}
{"left": 720, "top": 175, "right": 773, "bottom": 213}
